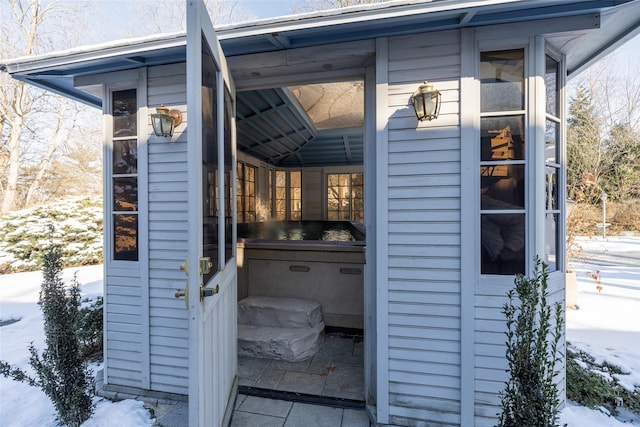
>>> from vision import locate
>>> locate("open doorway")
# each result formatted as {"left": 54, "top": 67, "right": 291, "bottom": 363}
{"left": 234, "top": 79, "right": 367, "bottom": 406}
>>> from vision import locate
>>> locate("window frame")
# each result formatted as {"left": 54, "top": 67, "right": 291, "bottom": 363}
{"left": 470, "top": 36, "right": 566, "bottom": 281}
{"left": 236, "top": 161, "right": 256, "bottom": 223}
{"left": 478, "top": 46, "right": 529, "bottom": 276}
{"left": 325, "top": 171, "right": 364, "bottom": 222}
{"left": 107, "top": 84, "right": 142, "bottom": 264}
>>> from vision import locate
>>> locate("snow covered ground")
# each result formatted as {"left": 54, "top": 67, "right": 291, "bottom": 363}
{"left": 0, "top": 237, "right": 639, "bottom": 426}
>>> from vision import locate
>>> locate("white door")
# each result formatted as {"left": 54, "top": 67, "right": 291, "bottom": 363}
{"left": 186, "top": 1, "right": 237, "bottom": 425}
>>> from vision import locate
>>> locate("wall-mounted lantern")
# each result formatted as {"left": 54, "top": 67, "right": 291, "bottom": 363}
{"left": 411, "top": 81, "right": 441, "bottom": 122}
{"left": 151, "top": 105, "right": 183, "bottom": 137}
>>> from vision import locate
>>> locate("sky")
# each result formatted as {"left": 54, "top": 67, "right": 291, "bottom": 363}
{"left": 238, "top": 0, "right": 298, "bottom": 18}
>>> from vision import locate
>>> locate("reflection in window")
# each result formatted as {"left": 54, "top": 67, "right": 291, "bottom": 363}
{"left": 224, "top": 88, "right": 233, "bottom": 263}
{"left": 480, "top": 50, "right": 524, "bottom": 112}
{"left": 275, "top": 171, "right": 286, "bottom": 220}
{"left": 112, "top": 89, "right": 138, "bottom": 261}
{"left": 237, "top": 162, "right": 256, "bottom": 223}
{"left": 327, "top": 173, "right": 364, "bottom": 221}
{"left": 113, "top": 89, "right": 137, "bottom": 137}
{"left": 114, "top": 214, "right": 138, "bottom": 261}
{"left": 480, "top": 49, "right": 525, "bottom": 275}
{"left": 290, "top": 171, "right": 301, "bottom": 221}
{"left": 202, "top": 37, "right": 220, "bottom": 280}
{"left": 545, "top": 54, "right": 561, "bottom": 271}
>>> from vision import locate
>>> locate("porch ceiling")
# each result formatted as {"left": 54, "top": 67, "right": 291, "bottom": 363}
{"left": 237, "top": 83, "right": 364, "bottom": 167}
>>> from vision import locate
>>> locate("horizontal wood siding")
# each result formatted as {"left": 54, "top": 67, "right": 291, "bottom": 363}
{"left": 105, "top": 269, "right": 143, "bottom": 388}
{"left": 147, "top": 63, "right": 189, "bottom": 395}
{"left": 385, "top": 29, "right": 462, "bottom": 426}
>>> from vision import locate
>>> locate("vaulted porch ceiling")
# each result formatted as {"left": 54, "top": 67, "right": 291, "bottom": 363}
{"left": 236, "top": 81, "right": 364, "bottom": 167}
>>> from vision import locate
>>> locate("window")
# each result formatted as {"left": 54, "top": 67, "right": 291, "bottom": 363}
{"left": 275, "top": 170, "right": 286, "bottom": 220}
{"left": 545, "top": 54, "right": 561, "bottom": 271}
{"left": 112, "top": 89, "right": 138, "bottom": 261}
{"left": 480, "top": 49, "right": 526, "bottom": 275}
{"left": 236, "top": 162, "right": 256, "bottom": 223}
{"left": 271, "top": 170, "right": 302, "bottom": 220}
{"left": 327, "top": 173, "right": 364, "bottom": 222}
{"left": 290, "top": 171, "right": 301, "bottom": 220}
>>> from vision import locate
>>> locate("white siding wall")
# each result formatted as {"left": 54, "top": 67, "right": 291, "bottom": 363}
{"left": 105, "top": 269, "right": 145, "bottom": 388}
{"left": 385, "top": 29, "right": 462, "bottom": 426}
{"left": 147, "top": 63, "right": 189, "bottom": 395}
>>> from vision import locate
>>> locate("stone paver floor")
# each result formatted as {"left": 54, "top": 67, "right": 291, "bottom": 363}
{"left": 238, "top": 333, "right": 365, "bottom": 402}
{"left": 152, "top": 332, "right": 369, "bottom": 426}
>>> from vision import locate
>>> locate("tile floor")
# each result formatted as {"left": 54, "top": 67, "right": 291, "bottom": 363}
{"left": 231, "top": 395, "right": 371, "bottom": 427}
{"left": 152, "top": 332, "right": 368, "bottom": 426}
{"left": 238, "top": 332, "right": 365, "bottom": 402}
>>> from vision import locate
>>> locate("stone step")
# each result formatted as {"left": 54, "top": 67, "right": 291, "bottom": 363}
{"left": 238, "top": 322, "right": 325, "bottom": 362}
{"left": 238, "top": 296, "right": 323, "bottom": 329}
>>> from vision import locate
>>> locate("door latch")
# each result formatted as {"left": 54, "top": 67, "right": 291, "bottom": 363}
{"left": 199, "top": 257, "right": 213, "bottom": 275}
{"left": 200, "top": 284, "right": 219, "bottom": 300}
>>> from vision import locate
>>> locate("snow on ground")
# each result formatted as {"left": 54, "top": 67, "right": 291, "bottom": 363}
{"left": 0, "top": 265, "right": 154, "bottom": 427}
{"left": 1, "top": 238, "right": 639, "bottom": 426}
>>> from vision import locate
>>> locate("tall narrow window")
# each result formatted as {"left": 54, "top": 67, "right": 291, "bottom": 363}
{"left": 112, "top": 89, "right": 138, "bottom": 261}
{"left": 327, "top": 172, "right": 364, "bottom": 221}
{"left": 290, "top": 171, "right": 301, "bottom": 221}
{"left": 545, "top": 54, "right": 561, "bottom": 271}
{"left": 236, "top": 162, "right": 256, "bottom": 223}
{"left": 480, "top": 49, "right": 526, "bottom": 275}
{"left": 223, "top": 88, "right": 233, "bottom": 263}
{"left": 202, "top": 38, "right": 220, "bottom": 280}
{"left": 275, "top": 170, "right": 286, "bottom": 220}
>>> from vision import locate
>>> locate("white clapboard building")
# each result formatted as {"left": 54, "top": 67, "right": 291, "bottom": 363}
{"left": 3, "top": 1, "right": 640, "bottom": 425}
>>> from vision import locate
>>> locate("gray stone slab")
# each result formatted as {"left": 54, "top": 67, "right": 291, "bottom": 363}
{"left": 256, "top": 368, "right": 285, "bottom": 389}
{"left": 276, "top": 371, "right": 326, "bottom": 395}
{"left": 283, "top": 403, "right": 343, "bottom": 427}
{"left": 231, "top": 411, "right": 285, "bottom": 427}
{"left": 238, "top": 296, "right": 323, "bottom": 328}
{"left": 238, "top": 355, "right": 270, "bottom": 380}
{"left": 307, "top": 352, "right": 333, "bottom": 375}
{"left": 341, "top": 409, "right": 370, "bottom": 427}
{"left": 323, "top": 365, "right": 364, "bottom": 394}
{"left": 237, "top": 396, "right": 293, "bottom": 418}
{"left": 268, "top": 358, "right": 312, "bottom": 373}
{"left": 238, "top": 322, "right": 324, "bottom": 362}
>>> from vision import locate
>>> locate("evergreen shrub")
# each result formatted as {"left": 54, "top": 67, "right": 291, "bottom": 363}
{"left": 497, "top": 258, "right": 565, "bottom": 427}
{"left": 0, "top": 242, "right": 95, "bottom": 426}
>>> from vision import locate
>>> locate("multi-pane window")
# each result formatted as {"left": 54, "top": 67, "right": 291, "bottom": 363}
{"left": 271, "top": 170, "right": 302, "bottom": 220}
{"left": 479, "top": 49, "right": 526, "bottom": 275}
{"left": 327, "top": 173, "right": 364, "bottom": 222}
{"left": 290, "top": 171, "right": 301, "bottom": 221}
{"left": 275, "top": 170, "right": 286, "bottom": 220}
{"left": 112, "top": 89, "right": 138, "bottom": 261}
{"left": 236, "top": 162, "right": 256, "bottom": 223}
{"left": 545, "top": 54, "right": 561, "bottom": 271}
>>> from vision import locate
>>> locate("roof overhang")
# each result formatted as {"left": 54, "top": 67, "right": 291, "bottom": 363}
{"left": 2, "top": 0, "right": 639, "bottom": 108}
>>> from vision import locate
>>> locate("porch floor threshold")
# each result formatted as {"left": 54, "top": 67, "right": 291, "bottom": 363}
{"left": 238, "top": 385, "right": 365, "bottom": 410}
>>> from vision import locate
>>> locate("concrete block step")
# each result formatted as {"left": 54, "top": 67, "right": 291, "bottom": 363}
{"left": 238, "top": 296, "right": 323, "bottom": 329}
{"left": 238, "top": 322, "right": 325, "bottom": 362}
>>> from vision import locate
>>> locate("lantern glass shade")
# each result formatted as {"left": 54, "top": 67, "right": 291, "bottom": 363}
{"left": 411, "top": 81, "right": 441, "bottom": 121}
{"left": 151, "top": 105, "right": 182, "bottom": 137}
